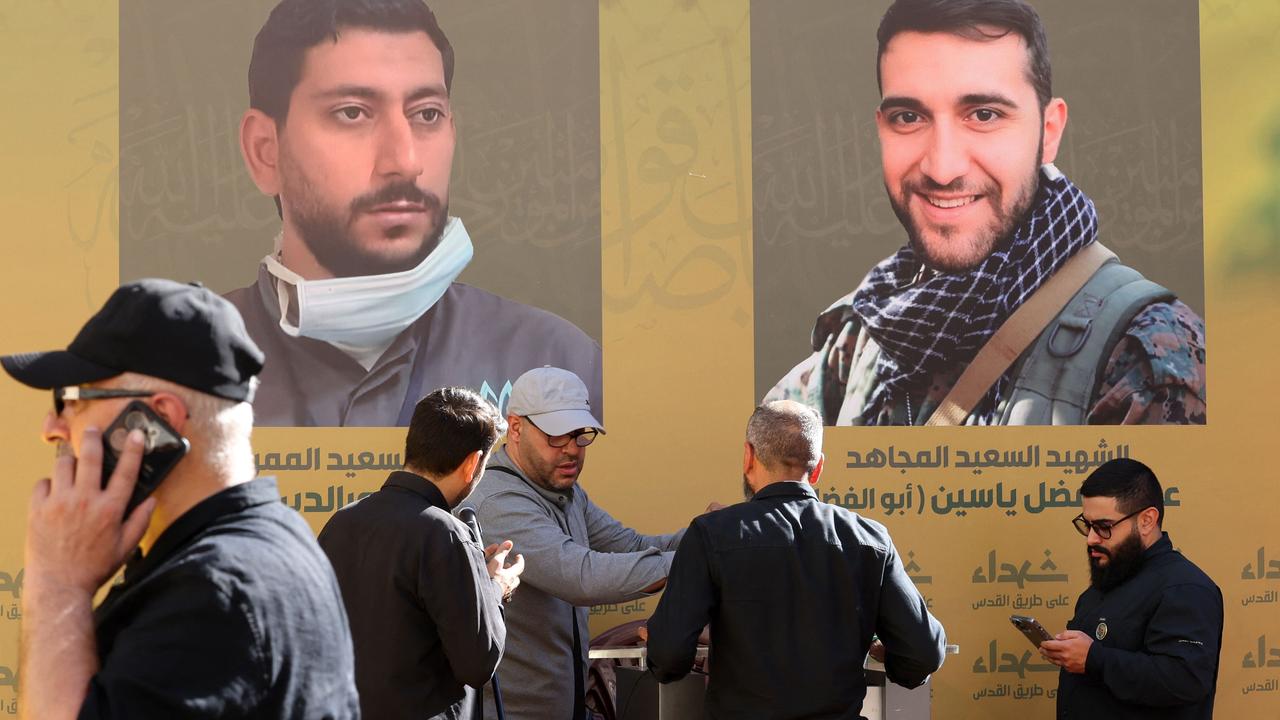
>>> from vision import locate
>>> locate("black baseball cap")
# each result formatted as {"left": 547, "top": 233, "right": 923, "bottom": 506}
{"left": 1, "top": 279, "right": 265, "bottom": 402}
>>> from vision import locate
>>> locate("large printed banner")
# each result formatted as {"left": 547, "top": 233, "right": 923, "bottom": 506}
{"left": 2, "top": 1, "right": 1279, "bottom": 718}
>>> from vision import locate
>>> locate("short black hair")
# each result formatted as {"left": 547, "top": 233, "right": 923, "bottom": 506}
{"left": 404, "top": 387, "right": 504, "bottom": 478}
{"left": 1080, "top": 458, "right": 1164, "bottom": 527}
{"left": 876, "top": 0, "right": 1052, "bottom": 110}
{"left": 248, "top": 0, "right": 455, "bottom": 124}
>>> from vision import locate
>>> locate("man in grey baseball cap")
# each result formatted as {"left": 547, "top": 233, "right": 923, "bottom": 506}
{"left": 501, "top": 366, "right": 606, "bottom": 491}
{"left": 460, "top": 366, "right": 721, "bottom": 720}
{"left": 2, "top": 279, "right": 358, "bottom": 719}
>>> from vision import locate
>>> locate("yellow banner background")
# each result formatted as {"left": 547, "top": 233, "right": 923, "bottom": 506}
{"left": 1, "top": 1, "right": 1278, "bottom": 717}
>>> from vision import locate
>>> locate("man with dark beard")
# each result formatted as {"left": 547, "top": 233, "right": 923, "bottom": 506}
{"left": 1041, "top": 458, "right": 1222, "bottom": 719}
{"left": 229, "top": 0, "right": 601, "bottom": 426}
{"left": 765, "top": 0, "right": 1206, "bottom": 426}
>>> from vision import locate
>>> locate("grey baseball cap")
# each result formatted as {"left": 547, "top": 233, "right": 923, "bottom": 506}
{"left": 506, "top": 366, "right": 604, "bottom": 437}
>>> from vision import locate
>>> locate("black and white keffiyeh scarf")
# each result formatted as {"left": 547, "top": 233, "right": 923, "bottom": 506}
{"left": 850, "top": 166, "right": 1099, "bottom": 424}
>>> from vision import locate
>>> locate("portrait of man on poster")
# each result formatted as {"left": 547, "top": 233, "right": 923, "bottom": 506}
{"left": 763, "top": 0, "right": 1207, "bottom": 426}
{"left": 223, "top": 0, "right": 602, "bottom": 426}
{"left": 117, "top": 0, "right": 603, "bottom": 428}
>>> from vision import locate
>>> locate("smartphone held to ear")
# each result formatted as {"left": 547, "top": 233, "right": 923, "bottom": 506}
{"left": 101, "top": 400, "right": 190, "bottom": 516}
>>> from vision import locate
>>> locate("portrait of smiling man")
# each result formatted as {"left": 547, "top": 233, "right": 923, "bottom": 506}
{"left": 763, "top": 0, "right": 1207, "bottom": 426}
{"left": 223, "top": 0, "right": 602, "bottom": 426}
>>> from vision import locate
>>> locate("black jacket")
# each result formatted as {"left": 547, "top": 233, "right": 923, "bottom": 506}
{"left": 647, "top": 481, "right": 947, "bottom": 720}
{"left": 1057, "top": 533, "right": 1222, "bottom": 719}
{"left": 87, "top": 478, "right": 359, "bottom": 719}
{"left": 319, "top": 471, "right": 506, "bottom": 720}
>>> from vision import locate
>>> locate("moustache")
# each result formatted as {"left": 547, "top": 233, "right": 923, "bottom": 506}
{"left": 350, "top": 182, "right": 442, "bottom": 215}
{"left": 903, "top": 175, "right": 991, "bottom": 197}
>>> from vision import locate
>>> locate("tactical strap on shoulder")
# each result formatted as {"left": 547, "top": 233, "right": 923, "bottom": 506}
{"left": 924, "top": 243, "right": 1117, "bottom": 427}
{"left": 999, "top": 263, "right": 1175, "bottom": 425}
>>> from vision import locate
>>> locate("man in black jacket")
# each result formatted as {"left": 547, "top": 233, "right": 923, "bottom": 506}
{"left": 2, "top": 279, "right": 359, "bottom": 719}
{"left": 1042, "top": 458, "right": 1222, "bottom": 719}
{"left": 646, "top": 400, "right": 947, "bottom": 719}
{"left": 320, "top": 387, "right": 525, "bottom": 719}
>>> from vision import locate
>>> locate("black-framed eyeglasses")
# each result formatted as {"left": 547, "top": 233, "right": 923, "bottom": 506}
{"left": 53, "top": 386, "right": 155, "bottom": 415}
{"left": 1072, "top": 509, "right": 1144, "bottom": 540}
{"left": 526, "top": 418, "right": 598, "bottom": 448}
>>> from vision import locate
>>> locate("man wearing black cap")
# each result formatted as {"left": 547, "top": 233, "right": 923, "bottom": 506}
{"left": 1, "top": 279, "right": 359, "bottom": 719}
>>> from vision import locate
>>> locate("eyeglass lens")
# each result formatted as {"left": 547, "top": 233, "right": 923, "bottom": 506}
{"left": 547, "top": 429, "right": 597, "bottom": 448}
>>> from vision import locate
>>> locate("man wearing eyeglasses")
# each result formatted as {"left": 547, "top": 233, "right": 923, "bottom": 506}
{"left": 460, "top": 366, "right": 709, "bottom": 720}
{"left": 1041, "top": 458, "right": 1222, "bottom": 719}
{"left": 0, "top": 279, "right": 359, "bottom": 719}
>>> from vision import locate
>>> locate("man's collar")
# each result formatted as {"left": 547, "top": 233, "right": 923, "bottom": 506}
{"left": 1143, "top": 531, "right": 1174, "bottom": 559}
{"left": 751, "top": 480, "right": 818, "bottom": 502}
{"left": 124, "top": 477, "right": 282, "bottom": 584}
{"left": 384, "top": 469, "right": 451, "bottom": 511}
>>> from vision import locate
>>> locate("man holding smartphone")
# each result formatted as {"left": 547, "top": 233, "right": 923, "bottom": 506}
{"left": 1, "top": 279, "right": 359, "bottom": 719}
{"left": 1040, "top": 458, "right": 1222, "bottom": 719}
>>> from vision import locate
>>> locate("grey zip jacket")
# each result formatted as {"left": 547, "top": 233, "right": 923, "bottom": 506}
{"left": 459, "top": 446, "right": 684, "bottom": 720}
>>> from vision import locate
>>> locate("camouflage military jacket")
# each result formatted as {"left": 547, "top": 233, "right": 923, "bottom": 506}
{"left": 766, "top": 300, "right": 1207, "bottom": 426}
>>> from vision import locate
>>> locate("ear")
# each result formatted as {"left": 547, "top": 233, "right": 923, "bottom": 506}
{"left": 807, "top": 454, "right": 826, "bottom": 486}
{"left": 457, "top": 450, "right": 483, "bottom": 484}
{"left": 1039, "top": 97, "right": 1068, "bottom": 165}
{"left": 240, "top": 109, "right": 282, "bottom": 197}
{"left": 742, "top": 441, "right": 755, "bottom": 475}
{"left": 149, "top": 393, "right": 189, "bottom": 436}
{"left": 506, "top": 415, "right": 523, "bottom": 445}
{"left": 1138, "top": 506, "right": 1161, "bottom": 538}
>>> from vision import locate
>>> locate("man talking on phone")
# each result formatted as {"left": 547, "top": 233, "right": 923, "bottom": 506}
{"left": 1, "top": 279, "right": 359, "bottom": 719}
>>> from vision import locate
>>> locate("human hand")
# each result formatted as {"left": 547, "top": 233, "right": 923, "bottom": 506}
{"left": 1039, "top": 630, "right": 1092, "bottom": 674}
{"left": 25, "top": 428, "right": 155, "bottom": 596}
{"left": 705, "top": 501, "right": 727, "bottom": 512}
{"left": 868, "top": 639, "right": 886, "bottom": 662}
{"left": 485, "top": 540, "right": 524, "bottom": 601}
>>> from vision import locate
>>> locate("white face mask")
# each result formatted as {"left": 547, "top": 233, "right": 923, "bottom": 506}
{"left": 264, "top": 216, "right": 473, "bottom": 355}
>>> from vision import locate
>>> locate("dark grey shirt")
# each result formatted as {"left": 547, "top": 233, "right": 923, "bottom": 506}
{"left": 84, "top": 478, "right": 359, "bottom": 719}
{"left": 226, "top": 264, "right": 603, "bottom": 426}
{"left": 319, "top": 471, "right": 505, "bottom": 720}
{"left": 647, "top": 481, "right": 947, "bottom": 720}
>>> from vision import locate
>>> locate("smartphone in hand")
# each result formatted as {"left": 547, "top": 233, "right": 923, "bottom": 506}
{"left": 1010, "top": 614, "right": 1054, "bottom": 649}
{"left": 101, "top": 400, "right": 190, "bottom": 516}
